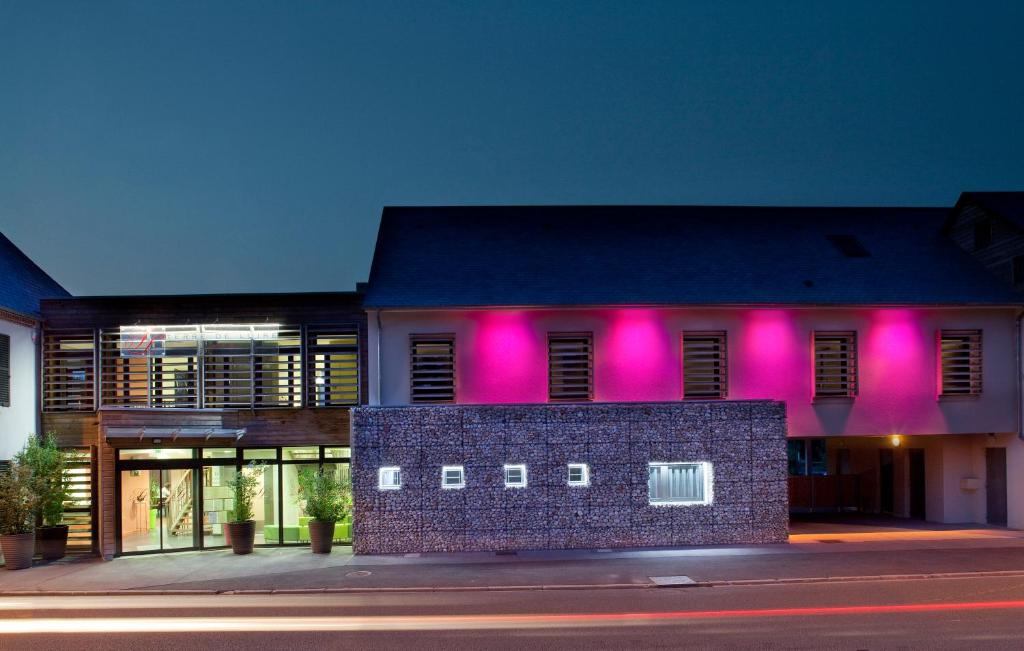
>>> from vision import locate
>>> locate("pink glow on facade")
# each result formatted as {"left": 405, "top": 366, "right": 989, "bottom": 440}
{"left": 597, "top": 309, "right": 677, "bottom": 402}
{"left": 384, "top": 306, "right": 1016, "bottom": 437}
{"left": 734, "top": 310, "right": 803, "bottom": 400}
{"left": 459, "top": 310, "right": 547, "bottom": 403}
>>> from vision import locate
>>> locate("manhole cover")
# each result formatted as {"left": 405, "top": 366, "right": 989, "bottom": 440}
{"left": 346, "top": 570, "right": 372, "bottom": 577}
{"left": 650, "top": 575, "right": 697, "bottom": 587}
{"left": 495, "top": 550, "right": 517, "bottom": 556}
{"left": 817, "top": 539, "right": 844, "bottom": 544}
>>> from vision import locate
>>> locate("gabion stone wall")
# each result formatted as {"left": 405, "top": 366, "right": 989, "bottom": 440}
{"left": 351, "top": 401, "right": 788, "bottom": 554}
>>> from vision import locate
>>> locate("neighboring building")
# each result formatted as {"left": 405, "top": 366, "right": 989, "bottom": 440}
{"left": 39, "top": 292, "right": 366, "bottom": 558}
{"left": 354, "top": 203, "right": 1024, "bottom": 554}
{"left": 0, "top": 232, "right": 69, "bottom": 461}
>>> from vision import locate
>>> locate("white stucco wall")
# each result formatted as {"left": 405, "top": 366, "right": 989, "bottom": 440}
{"left": 0, "top": 318, "right": 38, "bottom": 460}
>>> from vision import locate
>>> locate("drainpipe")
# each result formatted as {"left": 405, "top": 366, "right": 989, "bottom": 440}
{"left": 374, "top": 310, "right": 383, "bottom": 406}
{"left": 1018, "top": 310, "right": 1024, "bottom": 441}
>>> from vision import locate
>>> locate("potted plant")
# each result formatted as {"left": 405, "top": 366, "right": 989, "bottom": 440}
{"left": 19, "top": 434, "right": 71, "bottom": 560}
{"left": 225, "top": 464, "right": 260, "bottom": 555}
{"left": 297, "top": 467, "right": 352, "bottom": 554}
{"left": 0, "top": 460, "right": 39, "bottom": 570}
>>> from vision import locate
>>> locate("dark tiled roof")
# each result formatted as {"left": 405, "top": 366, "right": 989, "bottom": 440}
{"left": 0, "top": 232, "right": 70, "bottom": 318}
{"left": 364, "top": 205, "right": 1023, "bottom": 308}
{"left": 960, "top": 192, "right": 1024, "bottom": 230}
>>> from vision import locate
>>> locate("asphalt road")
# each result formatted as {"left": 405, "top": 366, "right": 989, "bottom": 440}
{"left": 2, "top": 575, "right": 1024, "bottom": 650}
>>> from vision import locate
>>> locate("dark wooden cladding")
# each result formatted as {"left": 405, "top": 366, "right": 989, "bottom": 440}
{"left": 95, "top": 407, "right": 349, "bottom": 447}
{"left": 813, "top": 331, "right": 858, "bottom": 398}
{"left": 947, "top": 201, "right": 1024, "bottom": 290}
{"left": 682, "top": 331, "right": 727, "bottom": 399}
{"left": 43, "top": 411, "right": 101, "bottom": 448}
{"left": 548, "top": 332, "right": 593, "bottom": 402}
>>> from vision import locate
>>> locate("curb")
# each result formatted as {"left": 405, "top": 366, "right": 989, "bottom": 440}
{"left": 2, "top": 569, "right": 1023, "bottom": 597}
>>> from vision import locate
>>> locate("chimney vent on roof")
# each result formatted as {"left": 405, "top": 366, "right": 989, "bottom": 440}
{"left": 826, "top": 234, "right": 871, "bottom": 258}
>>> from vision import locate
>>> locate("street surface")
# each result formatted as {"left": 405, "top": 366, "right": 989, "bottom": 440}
{"left": 1, "top": 575, "right": 1023, "bottom": 650}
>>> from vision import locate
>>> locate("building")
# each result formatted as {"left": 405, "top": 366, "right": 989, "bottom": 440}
{"left": 39, "top": 292, "right": 366, "bottom": 558}
{"left": 353, "top": 203, "right": 1024, "bottom": 554}
{"left": 0, "top": 232, "right": 69, "bottom": 461}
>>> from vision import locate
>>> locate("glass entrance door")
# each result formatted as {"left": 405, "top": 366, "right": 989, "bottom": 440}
{"left": 120, "top": 463, "right": 198, "bottom": 553}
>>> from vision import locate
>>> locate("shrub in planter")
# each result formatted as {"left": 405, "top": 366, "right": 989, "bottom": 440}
{"left": 297, "top": 468, "right": 352, "bottom": 554}
{"left": 19, "top": 434, "right": 71, "bottom": 560}
{"left": 225, "top": 464, "right": 261, "bottom": 555}
{"left": 0, "top": 460, "right": 40, "bottom": 570}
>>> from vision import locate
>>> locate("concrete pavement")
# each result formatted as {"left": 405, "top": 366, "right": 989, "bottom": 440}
{"left": 1, "top": 521, "right": 1023, "bottom": 594}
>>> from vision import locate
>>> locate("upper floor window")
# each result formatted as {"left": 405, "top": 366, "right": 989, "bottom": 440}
{"left": 682, "top": 331, "right": 727, "bottom": 399}
{"left": 0, "top": 333, "right": 10, "bottom": 408}
{"left": 307, "top": 327, "right": 359, "bottom": 406}
{"left": 813, "top": 331, "right": 857, "bottom": 398}
{"left": 100, "top": 326, "right": 199, "bottom": 408}
{"left": 42, "top": 329, "right": 96, "bottom": 412}
{"left": 548, "top": 332, "right": 593, "bottom": 402}
{"left": 410, "top": 335, "right": 455, "bottom": 403}
{"left": 974, "top": 220, "right": 993, "bottom": 251}
{"left": 939, "top": 330, "right": 982, "bottom": 396}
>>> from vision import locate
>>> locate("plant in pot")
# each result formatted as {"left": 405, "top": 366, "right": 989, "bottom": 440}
{"left": 297, "top": 468, "right": 352, "bottom": 554}
{"left": 19, "top": 434, "right": 71, "bottom": 561}
{"left": 0, "top": 460, "right": 40, "bottom": 570}
{"left": 225, "top": 464, "right": 261, "bottom": 555}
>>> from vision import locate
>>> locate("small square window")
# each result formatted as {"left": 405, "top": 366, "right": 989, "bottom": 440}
{"left": 504, "top": 464, "right": 527, "bottom": 488}
{"left": 442, "top": 465, "right": 465, "bottom": 489}
{"left": 567, "top": 463, "right": 589, "bottom": 487}
{"left": 378, "top": 466, "right": 402, "bottom": 490}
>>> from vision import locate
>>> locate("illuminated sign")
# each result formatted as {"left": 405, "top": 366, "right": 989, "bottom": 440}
{"left": 118, "top": 325, "right": 281, "bottom": 357}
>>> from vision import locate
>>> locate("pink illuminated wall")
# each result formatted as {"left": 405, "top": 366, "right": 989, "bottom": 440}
{"left": 378, "top": 306, "right": 1018, "bottom": 437}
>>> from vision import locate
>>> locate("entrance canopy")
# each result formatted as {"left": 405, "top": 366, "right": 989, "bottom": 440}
{"left": 104, "top": 426, "right": 245, "bottom": 447}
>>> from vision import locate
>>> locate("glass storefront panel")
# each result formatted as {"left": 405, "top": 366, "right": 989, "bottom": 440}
{"left": 323, "top": 462, "right": 353, "bottom": 543}
{"left": 324, "top": 447, "right": 350, "bottom": 460}
{"left": 202, "top": 464, "right": 236, "bottom": 548}
{"left": 251, "top": 463, "right": 280, "bottom": 545}
{"left": 283, "top": 446, "right": 319, "bottom": 462}
{"left": 203, "top": 448, "right": 238, "bottom": 459}
{"left": 244, "top": 448, "right": 278, "bottom": 461}
{"left": 120, "top": 468, "right": 196, "bottom": 552}
{"left": 119, "top": 449, "right": 193, "bottom": 461}
{"left": 283, "top": 463, "right": 318, "bottom": 544}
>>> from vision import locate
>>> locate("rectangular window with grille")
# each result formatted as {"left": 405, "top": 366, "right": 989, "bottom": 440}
{"left": 548, "top": 333, "right": 593, "bottom": 402}
{"left": 0, "top": 333, "right": 9, "bottom": 408}
{"left": 410, "top": 335, "right": 455, "bottom": 403}
{"left": 682, "top": 332, "right": 727, "bottom": 399}
{"left": 813, "top": 331, "right": 857, "bottom": 398}
{"left": 307, "top": 326, "right": 359, "bottom": 407}
{"left": 648, "top": 462, "right": 712, "bottom": 505}
{"left": 939, "top": 330, "right": 982, "bottom": 396}
{"left": 43, "top": 329, "right": 96, "bottom": 412}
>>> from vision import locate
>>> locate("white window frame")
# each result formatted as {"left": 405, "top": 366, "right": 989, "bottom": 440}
{"left": 441, "top": 465, "right": 465, "bottom": 489}
{"left": 567, "top": 463, "right": 589, "bottom": 487}
{"left": 504, "top": 464, "right": 527, "bottom": 488}
{"left": 378, "top": 466, "right": 402, "bottom": 491}
{"left": 647, "top": 461, "right": 713, "bottom": 506}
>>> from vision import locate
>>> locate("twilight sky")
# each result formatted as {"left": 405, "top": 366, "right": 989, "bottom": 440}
{"left": 2, "top": 1, "right": 1023, "bottom": 296}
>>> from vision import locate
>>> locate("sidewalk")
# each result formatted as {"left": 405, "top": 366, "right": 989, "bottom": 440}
{"left": 2, "top": 524, "right": 1024, "bottom": 595}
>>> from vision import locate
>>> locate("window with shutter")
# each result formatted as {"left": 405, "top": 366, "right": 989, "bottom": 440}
{"left": 682, "top": 332, "right": 727, "bottom": 399}
{"left": 548, "top": 333, "right": 593, "bottom": 402}
{"left": 813, "top": 331, "right": 857, "bottom": 398}
{"left": 43, "top": 329, "right": 96, "bottom": 412}
{"left": 0, "top": 333, "right": 10, "bottom": 408}
{"left": 307, "top": 326, "right": 360, "bottom": 407}
{"left": 939, "top": 330, "right": 982, "bottom": 396}
{"left": 410, "top": 335, "right": 455, "bottom": 403}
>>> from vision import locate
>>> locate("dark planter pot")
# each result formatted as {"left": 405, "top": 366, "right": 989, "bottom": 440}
{"left": 36, "top": 525, "right": 69, "bottom": 561}
{"left": 1, "top": 532, "right": 36, "bottom": 570}
{"left": 308, "top": 520, "right": 336, "bottom": 554}
{"left": 225, "top": 521, "right": 255, "bottom": 555}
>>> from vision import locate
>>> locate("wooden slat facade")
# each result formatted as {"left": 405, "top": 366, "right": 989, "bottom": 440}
{"left": 946, "top": 201, "right": 1024, "bottom": 289}
{"left": 38, "top": 292, "right": 367, "bottom": 559}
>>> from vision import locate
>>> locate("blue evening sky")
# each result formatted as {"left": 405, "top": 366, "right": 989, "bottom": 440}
{"left": 2, "top": 1, "right": 1022, "bottom": 295}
